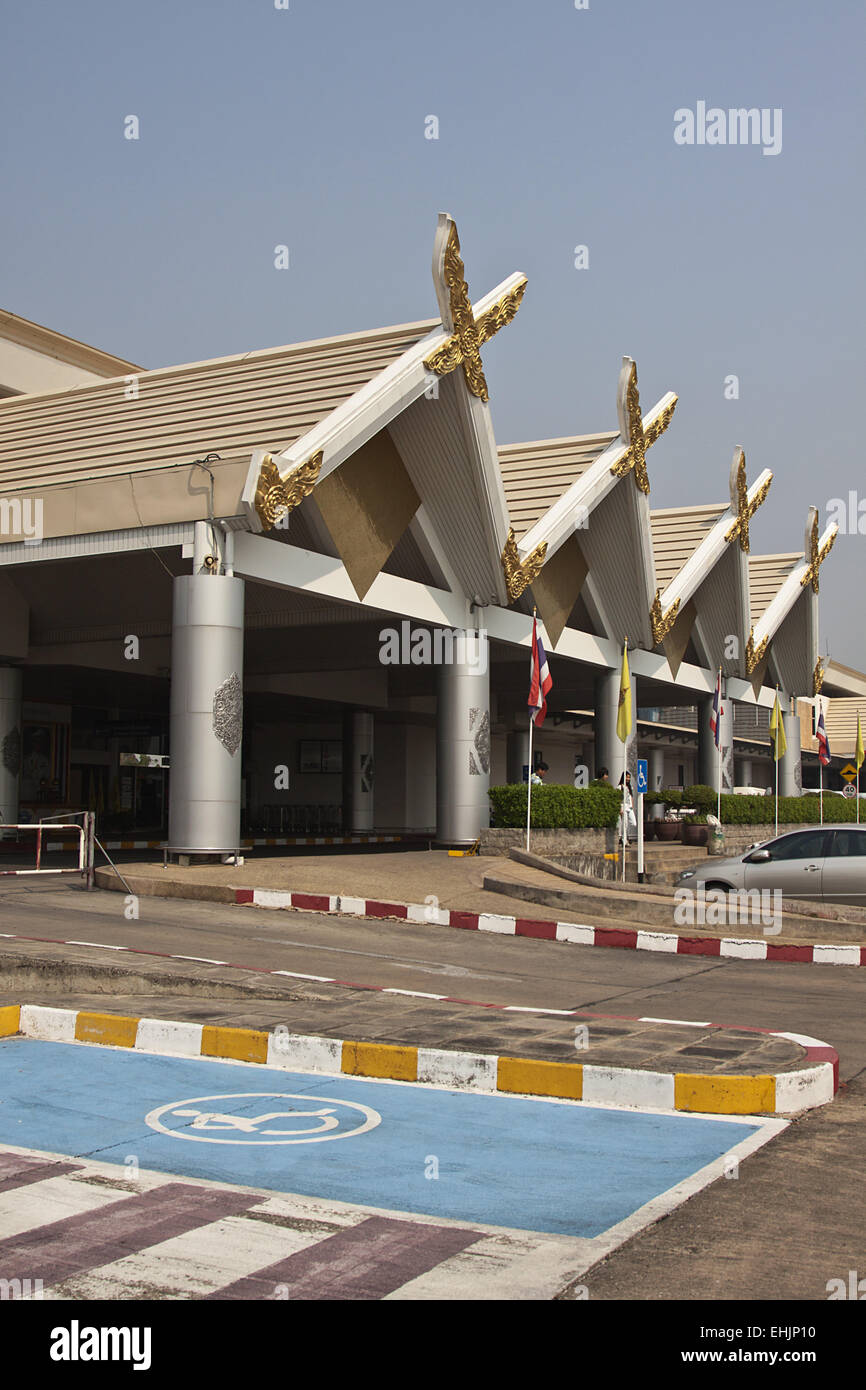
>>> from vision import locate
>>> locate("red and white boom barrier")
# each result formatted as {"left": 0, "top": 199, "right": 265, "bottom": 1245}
{"left": 0, "top": 813, "right": 95, "bottom": 887}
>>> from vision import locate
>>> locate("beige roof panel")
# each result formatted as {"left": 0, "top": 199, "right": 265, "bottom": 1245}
{"left": 0, "top": 307, "right": 142, "bottom": 379}
{"left": 748, "top": 552, "right": 802, "bottom": 623}
{"left": 823, "top": 698, "right": 866, "bottom": 757}
{"left": 498, "top": 431, "right": 617, "bottom": 538}
{"left": 650, "top": 503, "right": 728, "bottom": 592}
{"left": 0, "top": 319, "right": 437, "bottom": 498}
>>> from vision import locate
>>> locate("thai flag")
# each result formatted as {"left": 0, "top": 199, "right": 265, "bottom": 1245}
{"left": 710, "top": 671, "right": 723, "bottom": 749}
{"left": 528, "top": 617, "right": 553, "bottom": 728}
{"left": 816, "top": 706, "right": 831, "bottom": 767}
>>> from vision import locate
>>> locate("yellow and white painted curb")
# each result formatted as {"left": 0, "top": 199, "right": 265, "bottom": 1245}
{"left": 0, "top": 1003, "right": 838, "bottom": 1116}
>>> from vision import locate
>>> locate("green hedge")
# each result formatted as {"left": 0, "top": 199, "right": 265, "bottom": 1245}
{"left": 488, "top": 783, "right": 622, "bottom": 829}
{"left": 716, "top": 794, "right": 860, "bottom": 825}
{"left": 489, "top": 784, "right": 861, "bottom": 830}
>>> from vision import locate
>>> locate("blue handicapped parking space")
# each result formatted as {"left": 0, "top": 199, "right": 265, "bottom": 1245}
{"left": 0, "top": 1038, "right": 764, "bottom": 1237}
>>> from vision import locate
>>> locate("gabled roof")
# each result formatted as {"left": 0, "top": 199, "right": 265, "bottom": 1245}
{"left": 823, "top": 697, "right": 866, "bottom": 755}
{"left": 0, "top": 320, "right": 436, "bottom": 535}
{"left": 498, "top": 432, "right": 616, "bottom": 539}
{"left": 748, "top": 553, "right": 802, "bottom": 624}
{"left": 0, "top": 307, "right": 141, "bottom": 380}
{"left": 650, "top": 503, "right": 728, "bottom": 591}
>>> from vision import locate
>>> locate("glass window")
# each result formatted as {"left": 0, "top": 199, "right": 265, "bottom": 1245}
{"left": 765, "top": 830, "right": 829, "bottom": 861}
{"left": 829, "top": 829, "right": 866, "bottom": 859}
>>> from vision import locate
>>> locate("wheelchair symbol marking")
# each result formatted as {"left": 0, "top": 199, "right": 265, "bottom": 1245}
{"left": 145, "top": 1092, "right": 381, "bottom": 1145}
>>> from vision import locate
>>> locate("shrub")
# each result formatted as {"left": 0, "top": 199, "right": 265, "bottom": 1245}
{"left": 717, "top": 794, "right": 859, "bottom": 825}
{"left": 683, "top": 784, "right": 717, "bottom": 813}
{"left": 488, "top": 783, "right": 622, "bottom": 830}
{"left": 488, "top": 786, "right": 859, "bottom": 830}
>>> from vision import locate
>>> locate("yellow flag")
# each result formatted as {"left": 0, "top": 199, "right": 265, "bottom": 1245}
{"left": 856, "top": 713, "right": 864, "bottom": 771}
{"left": 616, "top": 641, "right": 632, "bottom": 744}
{"left": 769, "top": 692, "right": 787, "bottom": 762}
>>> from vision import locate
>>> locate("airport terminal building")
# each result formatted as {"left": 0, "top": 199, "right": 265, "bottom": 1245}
{"left": 0, "top": 216, "right": 864, "bottom": 850}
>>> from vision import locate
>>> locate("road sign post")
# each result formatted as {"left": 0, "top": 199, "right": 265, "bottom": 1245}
{"left": 636, "top": 759, "right": 648, "bottom": 883}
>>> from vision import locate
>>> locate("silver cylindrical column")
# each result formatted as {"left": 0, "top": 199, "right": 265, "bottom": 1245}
{"left": 738, "top": 757, "right": 753, "bottom": 786}
{"left": 780, "top": 711, "right": 802, "bottom": 797}
{"left": 698, "top": 694, "right": 734, "bottom": 792}
{"left": 436, "top": 629, "right": 490, "bottom": 844}
{"left": 168, "top": 574, "right": 245, "bottom": 852}
{"left": 594, "top": 668, "right": 633, "bottom": 787}
{"left": 506, "top": 727, "right": 530, "bottom": 784}
{"left": 0, "top": 667, "right": 22, "bottom": 835}
{"left": 648, "top": 746, "right": 665, "bottom": 793}
{"left": 344, "top": 711, "right": 374, "bottom": 833}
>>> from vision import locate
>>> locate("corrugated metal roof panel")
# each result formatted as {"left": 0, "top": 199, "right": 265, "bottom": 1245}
{"left": 0, "top": 320, "right": 437, "bottom": 496}
{"left": 823, "top": 698, "right": 866, "bottom": 756}
{"left": 497, "top": 432, "right": 617, "bottom": 538}
{"left": 748, "top": 553, "right": 802, "bottom": 623}
{"left": 650, "top": 503, "right": 728, "bottom": 591}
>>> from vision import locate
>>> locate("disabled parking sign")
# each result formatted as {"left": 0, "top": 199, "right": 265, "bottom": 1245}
{"left": 145, "top": 1092, "right": 382, "bottom": 1145}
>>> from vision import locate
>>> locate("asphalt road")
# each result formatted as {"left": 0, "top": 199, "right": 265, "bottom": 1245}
{"left": 1, "top": 879, "right": 864, "bottom": 1076}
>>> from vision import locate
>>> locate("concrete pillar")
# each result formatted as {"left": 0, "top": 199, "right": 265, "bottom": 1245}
{"left": 343, "top": 711, "right": 374, "bottom": 833}
{"left": 506, "top": 728, "right": 530, "bottom": 784}
{"left": 436, "top": 628, "right": 489, "bottom": 844}
{"left": 648, "top": 746, "right": 665, "bottom": 793}
{"left": 698, "top": 694, "right": 734, "bottom": 793}
{"left": 594, "top": 668, "right": 634, "bottom": 787}
{"left": 780, "top": 711, "right": 802, "bottom": 797}
{"left": 168, "top": 573, "right": 245, "bottom": 852}
{"left": 738, "top": 757, "right": 753, "bottom": 786}
{"left": 0, "top": 667, "right": 22, "bottom": 836}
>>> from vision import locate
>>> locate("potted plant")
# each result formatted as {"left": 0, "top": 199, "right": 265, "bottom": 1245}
{"left": 682, "top": 813, "right": 710, "bottom": 846}
{"left": 656, "top": 815, "right": 682, "bottom": 842}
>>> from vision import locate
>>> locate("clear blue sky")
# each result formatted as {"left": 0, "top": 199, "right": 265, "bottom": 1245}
{"left": 3, "top": 0, "right": 864, "bottom": 667}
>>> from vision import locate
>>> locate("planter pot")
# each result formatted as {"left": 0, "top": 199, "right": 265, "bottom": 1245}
{"left": 656, "top": 821, "right": 682, "bottom": 842}
{"left": 682, "top": 824, "right": 709, "bottom": 846}
{"left": 643, "top": 820, "right": 657, "bottom": 841}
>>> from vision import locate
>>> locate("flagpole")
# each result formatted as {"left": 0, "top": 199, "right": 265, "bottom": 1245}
{"left": 526, "top": 608, "right": 537, "bottom": 853}
{"left": 622, "top": 638, "right": 628, "bottom": 883}
{"left": 526, "top": 708, "right": 534, "bottom": 853}
{"left": 774, "top": 687, "right": 780, "bottom": 837}
{"left": 819, "top": 703, "right": 823, "bottom": 828}
{"left": 716, "top": 668, "right": 722, "bottom": 823}
{"left": 817, "top": 698, "right": 823, "bottom": 827}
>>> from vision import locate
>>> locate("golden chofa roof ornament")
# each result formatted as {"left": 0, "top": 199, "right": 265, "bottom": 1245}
{"left": 501, "top": 526, "right": 547, "bottom": 603}
{"left": 424, "top": 214, "right": 527, "bottom": 402}
{"left": 610, "top": 357, "right": 677, "bottom": 495}
{"left": 800, "top": 506, "right": 837, "bottom": 594}
{"left": 724, "top": 447, "right": 773, "bottom": 553}
{"left": 746, "top": 626, "right": 770, "bottom": 675}
{"left": 253, "top": 449, "right": 323, "bottom": 531}
{"left": 650, "top": 589, "right": 681, "bottom": 645}
{"left": 813, "top": 658, "right": 826, "bottom": 697}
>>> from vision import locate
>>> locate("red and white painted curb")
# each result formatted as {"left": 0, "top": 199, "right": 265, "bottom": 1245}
{"left": 233, "top": 888, "right": 866, "bottom": 968}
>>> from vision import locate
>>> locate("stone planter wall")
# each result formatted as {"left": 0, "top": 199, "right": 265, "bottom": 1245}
{"left": 479, "top": 827, "right": 614, "bottom": 856}
{"left": 480, "top": 822, "right": 820, "bottom": 859}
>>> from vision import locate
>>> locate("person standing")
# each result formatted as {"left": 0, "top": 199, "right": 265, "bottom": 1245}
{"left": 618, "top": 770, "right": 636, "bottom": 842}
